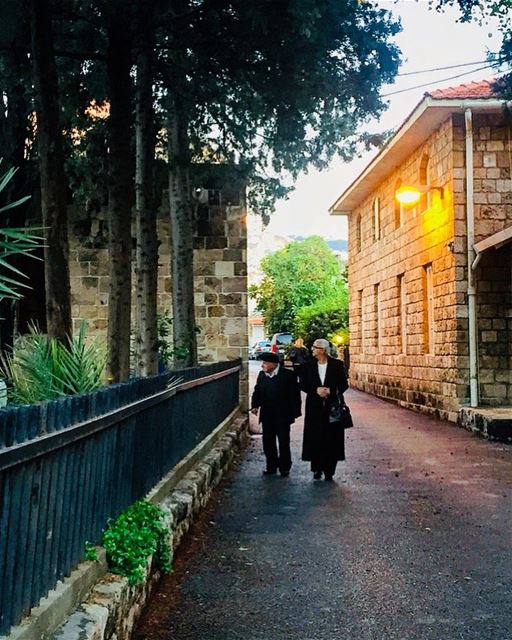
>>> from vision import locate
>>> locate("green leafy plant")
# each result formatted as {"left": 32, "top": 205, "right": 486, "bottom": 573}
{"left": 157, "top": 313, "right": 174, "bottom": 368}
{"left": 84, "top": 541, "right": 98, "bottom": 562}
{"left": 0, "top": 163, "right": 44, "bottom": 300}
{"left": 157, "top": 313, "right": 202, "bottom": 368}
{"left": 0, "top": 320, "right": 106, "bottom": 404}
{"left": 102, "top": 499, "right": 171, "bottom": 585}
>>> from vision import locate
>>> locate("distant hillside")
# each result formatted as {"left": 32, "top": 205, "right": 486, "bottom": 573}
{"left": 289, "top": 235, "right": 347, "bottom": 252}
{"left": 325, "top": 239, "right": 347, "bottom": 252}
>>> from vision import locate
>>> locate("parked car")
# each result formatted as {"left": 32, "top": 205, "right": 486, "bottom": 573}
{"left": 270, "top": 332, "right": 293, "bottom": 360}
{"left": 249, "top": 340, "right": 272, "bottom": 360}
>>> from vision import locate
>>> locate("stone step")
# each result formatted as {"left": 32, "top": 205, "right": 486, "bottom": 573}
{"left": 459, "top": 407, "right": 512, "bottom": 443}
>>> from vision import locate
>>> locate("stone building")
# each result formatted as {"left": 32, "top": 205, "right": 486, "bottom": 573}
{"left": 68, "top": 165, "right": 249, "bottom": 405}
{"left": 330, "top": 81, "right": 512, "bottom": 422}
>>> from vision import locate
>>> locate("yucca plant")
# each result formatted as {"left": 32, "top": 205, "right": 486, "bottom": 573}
{"left": 0, "top": 321, "right": 107, "bottom": 404}
{"left": 0, "top": 163, "right": 44, "bottom": 300}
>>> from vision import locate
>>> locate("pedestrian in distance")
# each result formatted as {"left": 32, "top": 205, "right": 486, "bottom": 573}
{"left": 288, "top": 337, "right": 310, "bottom": 377}
{"left": 250, "top": 352, "right": 302, "bottom": 477}
{"left": 300, "top": 338, "right": 348, "bottom": 481}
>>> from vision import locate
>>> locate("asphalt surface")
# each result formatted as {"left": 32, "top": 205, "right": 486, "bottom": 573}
{"left": 133, "top": 361, "right": 512, "bottom": 640}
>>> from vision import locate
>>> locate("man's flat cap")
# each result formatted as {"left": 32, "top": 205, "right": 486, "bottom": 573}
{"left": 260, "top": 352, "right": 279, "bottom": 363}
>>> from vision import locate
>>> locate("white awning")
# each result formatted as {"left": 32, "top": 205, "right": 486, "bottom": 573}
{"left": 474, "top": 225, "right": 512, "bottom": 255}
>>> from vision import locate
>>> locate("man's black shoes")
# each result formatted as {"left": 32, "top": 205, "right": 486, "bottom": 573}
{"left": 313, "top": 471, "right": 322, "bottom": 480}
{"left": 280, "top": 471, "right": 289, "bottom": 478}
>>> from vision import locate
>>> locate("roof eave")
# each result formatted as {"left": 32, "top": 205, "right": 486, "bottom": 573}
{"left": 329, "top": 97, "right": 507, "bottom": 215}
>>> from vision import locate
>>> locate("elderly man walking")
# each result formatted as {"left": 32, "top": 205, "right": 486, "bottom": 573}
{"left": 250, "top": 352, "right": 301, "bottom": 477}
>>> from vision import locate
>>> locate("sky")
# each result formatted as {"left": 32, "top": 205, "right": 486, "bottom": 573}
{"left": 258, "top": 0, "right": 504, "bottom": 241}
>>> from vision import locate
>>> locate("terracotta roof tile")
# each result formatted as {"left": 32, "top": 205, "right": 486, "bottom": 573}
{"left": 426, "top": 79, "right": 497, "bottom": 100}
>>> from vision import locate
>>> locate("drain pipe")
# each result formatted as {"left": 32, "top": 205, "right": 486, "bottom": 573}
{"left": 465, "top": 107, "right": 479, "bottom": 407}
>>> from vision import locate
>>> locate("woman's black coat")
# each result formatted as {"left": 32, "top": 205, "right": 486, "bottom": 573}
{"left": 300, "top": 357, "right": 349, "bottom": 462}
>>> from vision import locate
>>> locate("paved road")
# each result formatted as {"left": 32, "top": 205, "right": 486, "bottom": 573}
{"left": 134, "top": 361, "right": 512, "bottom": 640}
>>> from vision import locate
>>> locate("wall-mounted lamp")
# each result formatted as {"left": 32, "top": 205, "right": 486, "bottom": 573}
{"left": 395, "top": 184, "right": 444, "bottom": 206}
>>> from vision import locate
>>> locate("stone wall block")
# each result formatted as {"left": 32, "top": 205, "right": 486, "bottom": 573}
{"left": 214, "top": 261, "right": 235, "bottom": 277}
{"left": 222, "top": 276, "right": 247, "bottom": 293}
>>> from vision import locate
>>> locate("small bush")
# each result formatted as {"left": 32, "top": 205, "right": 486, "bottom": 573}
{"left": 294, "top": 293, "right": 349, "bottom": 346}
{"left": 102, "top": 499, "right": 171, "bottom": 585}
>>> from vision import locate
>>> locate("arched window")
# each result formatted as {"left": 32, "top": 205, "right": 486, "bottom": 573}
{"left": 394, "top": 179, "right": 403, "bottom": 228}
{"left": 373, "top": 197, "right": 381, "bottom": 241}
{"left": 419, "top": 154, "right": 431, "bottom": 212}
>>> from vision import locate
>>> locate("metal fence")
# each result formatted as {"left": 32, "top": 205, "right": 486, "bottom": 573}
{"left": 0, "top": 359, "right": 240, "bottom": 635}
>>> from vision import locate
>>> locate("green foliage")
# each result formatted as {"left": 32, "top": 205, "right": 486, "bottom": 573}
{"left": 182, "top": 1, "right": 402, "bottom": 217}
{"left": 21, "top": 2, "right": 401, "bottom": 220}
{"left": 250, "top": 236, "right": 347, "bottom": 335}
{"left": 294, "top": 291, "right": 349, "bottom": 347}
{"left": 157, "top": 313, "right": 174, "bottom": 368}
{"left": 0, "top": 163, "right": 43, "bottom": 300}
{"left": 433, "top": 0, "right": 512, "bottom": 27}
{"left": 0, "top": 321, "right": 106, "bottom": 404}
{"left": 102, "top": 499, "right": 171, "bottom": 585}
{"left": 434, "top": 0, "right": 512, "bottom": 98}
{"left": 84, "top": 541, "right": 98, "bottom": 562}
{"left": 156, "top": 313, "right": 201, "bottom": 368}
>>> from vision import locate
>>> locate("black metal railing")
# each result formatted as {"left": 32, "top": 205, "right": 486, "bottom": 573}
{"left": 0, "top": 359, "right": 240, "bottom": 634}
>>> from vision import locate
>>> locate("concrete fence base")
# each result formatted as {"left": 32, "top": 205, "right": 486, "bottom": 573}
{"left": 3, "top": 410, "right": 248, "bottom": 640}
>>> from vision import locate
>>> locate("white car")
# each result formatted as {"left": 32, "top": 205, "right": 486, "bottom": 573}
{"left": 249, "top": 340, "right": 272, "bottom": 360}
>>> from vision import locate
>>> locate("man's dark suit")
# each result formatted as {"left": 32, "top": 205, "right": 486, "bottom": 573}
{"left": 251, "top": 365, "right": 301, "bottom": 475}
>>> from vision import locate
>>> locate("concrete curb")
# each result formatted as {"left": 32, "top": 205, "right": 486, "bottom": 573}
{"left": 2, "top": 410, "right": 248, "bottom": 640}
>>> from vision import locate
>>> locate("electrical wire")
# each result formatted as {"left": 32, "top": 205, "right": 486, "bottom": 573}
{"left": 382, "top": 62, "right": 505, "bottom": 97}
{"left": 397, "top": 58, "right": 500, "bottom": 77}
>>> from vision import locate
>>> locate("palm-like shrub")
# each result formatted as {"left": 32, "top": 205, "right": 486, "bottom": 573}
{"left": 0, "top": 164, "right": 43, "bottom": 300}
{"left": 1, "top": 321, "right": 106, "bottom": 404}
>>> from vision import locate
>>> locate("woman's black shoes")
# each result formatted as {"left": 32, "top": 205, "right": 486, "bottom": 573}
{"left": 313, "top": 471, "right": 333, "bottom": 480}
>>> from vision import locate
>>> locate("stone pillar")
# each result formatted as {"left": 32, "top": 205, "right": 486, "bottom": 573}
{"left": 192, "top": 166, "right": 249, "bottom": 410}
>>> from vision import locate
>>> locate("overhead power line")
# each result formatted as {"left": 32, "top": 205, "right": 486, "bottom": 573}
{"left": 382, "top": 62, "right": 506, "bottom": 98}
{"left": 397, "top": 58, "right": 500, "bottom": 77}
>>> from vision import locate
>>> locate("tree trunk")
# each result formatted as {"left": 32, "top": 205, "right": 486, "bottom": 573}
{"left": 134, "top": 39, "right": 158, "bottom": 376}
{"left": 29, "top": 0, "right": 72, "bottom": 342}
{"left": 167, "top": 92, "right": 197, "bottom": 367}
{"left": 106, "top": 8, "right": 134, "bottom": 382}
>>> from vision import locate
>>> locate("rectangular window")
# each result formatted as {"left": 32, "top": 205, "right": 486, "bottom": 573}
{"left": 375, "top": 283, "right": 380, "bottom": 352}
{"left": 423, "top": 264, "right": 435, "bottom": 354}
{"left": 356, "top": 214, "right": 362, "bottom": 253}
{"left": 373, "top": 198, "right": 381, "bottom": 241}
{"left": 359, "top": 289, "right": 364, "bottom": 354}
{"left": 398, "top": 274, "right": 406, "bottom": 354}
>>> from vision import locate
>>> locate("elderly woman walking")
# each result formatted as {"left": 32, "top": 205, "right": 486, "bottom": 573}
{"left": 300, "top": 338, "right": 349, "bottom": 481}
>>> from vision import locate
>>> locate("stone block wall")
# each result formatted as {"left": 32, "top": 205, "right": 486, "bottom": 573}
{"left": 68, "top": 165, "right": 248, "bottom": 408}
{"left": 473, "top": 245, "right": 512, "bottom": 404}
{"left": 348, "top": 111, "right": 512, "bottom": 416}
{"left": 452, "top": 113, "right": 512, "bottom": 406}
{"left": 348, "top": 118, "right": 460, "bottom": 421}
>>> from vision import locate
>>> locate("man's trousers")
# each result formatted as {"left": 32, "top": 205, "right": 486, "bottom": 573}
{"left": 262, "top": 420, "right": 292, "bottom": 474}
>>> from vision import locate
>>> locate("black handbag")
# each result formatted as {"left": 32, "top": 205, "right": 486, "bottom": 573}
{"left": 329, "top": 391, "right": 354, "bottom": 429}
